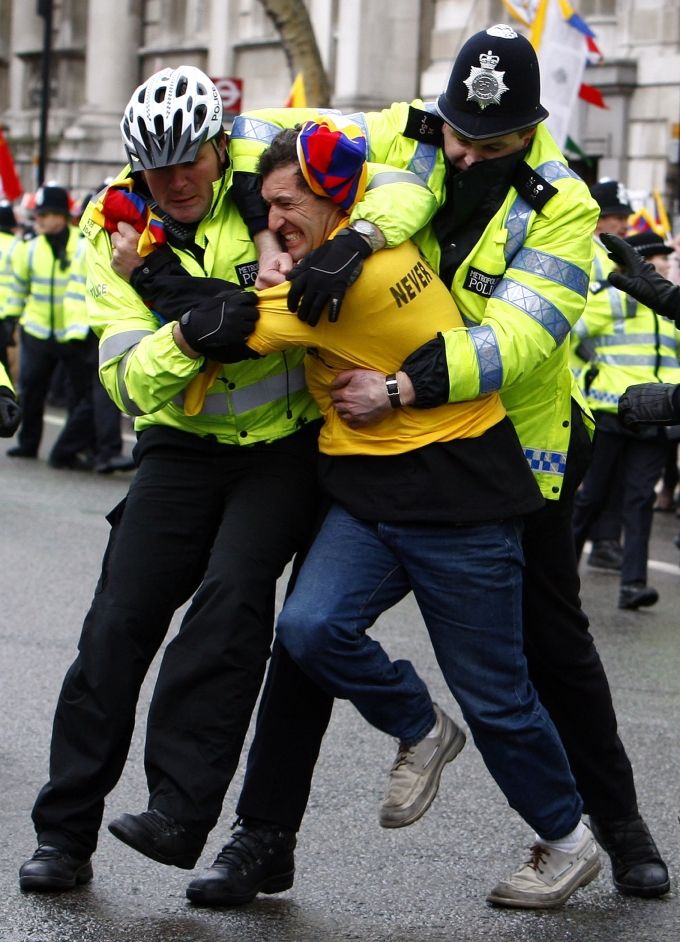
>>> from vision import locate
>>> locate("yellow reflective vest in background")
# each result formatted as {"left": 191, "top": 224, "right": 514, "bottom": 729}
{"left": 7, "top": 225, "right": 86, "bottom": 342}
{"left": 573, "top": 237, "right": 680, "bottom": 413}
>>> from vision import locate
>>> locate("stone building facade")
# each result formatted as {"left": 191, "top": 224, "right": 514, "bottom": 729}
{"left": 0, "top": 0, "right": 678, "bottom": 223}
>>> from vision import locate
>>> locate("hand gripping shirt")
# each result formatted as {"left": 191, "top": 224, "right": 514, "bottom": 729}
{"left": 247, "top": 230, "right": 543, "bottom": 525}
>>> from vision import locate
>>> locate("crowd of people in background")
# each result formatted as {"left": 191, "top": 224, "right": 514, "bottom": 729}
{"left": 1, "top": 19, "right": 678, "bottom": 919}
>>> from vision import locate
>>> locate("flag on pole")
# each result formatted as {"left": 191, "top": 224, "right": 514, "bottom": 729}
{"left": 529, "top": 0, "right": 590, "bottom": 148}
{"left": 285, "top": 73, "right": 307, "bottom": 108}
{"left": 504, "top": 0, "right": 606, "bottom": 147}
{"left": 0, "top": 128, "right": 23, "bottom": 202}
{"left": 652, "top": 189, "right": 671, "bottom": 237}
{"left": 578, "top": 82, "right": 608, "bottom": 109}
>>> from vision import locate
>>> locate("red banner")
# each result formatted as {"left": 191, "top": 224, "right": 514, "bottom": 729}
{"left": 0, "top": 129, "right": 22, "bottom": 202}
{"left": 578, "top": 83, "right": 608, "bottom": 109}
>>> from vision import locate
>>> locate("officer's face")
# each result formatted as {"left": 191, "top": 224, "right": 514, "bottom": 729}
{"left": 442, "top": 123, "right": 535, "bottom": 170}
{"left": 261, "top": 163, "right": 345, "bottom": 261}
{"left": 142, "top": 138, "right": 225, "bottom": 224}
{"left": 595, "top": 213, "right": 629, "bottom": 237}
{"left": 33, "top": 212, "right": 68, "bottom": 235}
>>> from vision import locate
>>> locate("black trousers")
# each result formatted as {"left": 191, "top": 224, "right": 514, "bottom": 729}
{"left": 32, "top": 422, "right": 321, "bottom": 857}
{"left": 16, "top": 329, "right": 94, "bottom": 460}
{"left": 573, "top": 421, "right": 667, "bottom": 585}
{"left": 236, "top": 408, "right": 640, "bottom": 830}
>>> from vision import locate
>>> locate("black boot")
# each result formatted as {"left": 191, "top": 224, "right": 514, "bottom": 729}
{"left": 590, "top": 814, "right": 670, "bottom": 898}
{"left": 108, "top": 809, "right": 203, "bottom": 869}
{"left": 186, "top": 817, "right": 296, "bottom": 906}
{"left": 19, "top": 844, "right": 93, "bottom": 892}
{"left": 618, "top": 583, "right": 659, "bottom": 610}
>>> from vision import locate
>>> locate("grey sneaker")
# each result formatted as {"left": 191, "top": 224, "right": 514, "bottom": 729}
{"left": 379, "top": 703, "right": 466, "bottom": 829}
{"left": 486, "top": 827, "right": 601, "bottom": 909}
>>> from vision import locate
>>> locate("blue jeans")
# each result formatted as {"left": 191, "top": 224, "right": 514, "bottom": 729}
{"left": 277, "top": 504, "right": 583, "bottom": 840}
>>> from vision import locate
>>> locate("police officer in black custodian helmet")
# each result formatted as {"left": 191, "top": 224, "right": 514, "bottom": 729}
{"left": 201, "top": 23, "right": 670, "bottom": 909}
{"left": 436, "top": 22, "right": 549, "bottom": 139}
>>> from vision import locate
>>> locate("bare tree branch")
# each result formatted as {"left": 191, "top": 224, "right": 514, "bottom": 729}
{"left": 256, "top": 0, "right": 331, "bottom": 106}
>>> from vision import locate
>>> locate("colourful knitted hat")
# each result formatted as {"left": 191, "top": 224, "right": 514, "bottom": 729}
{"left": 297, "top": 116, "right": 368, "bottom": 211}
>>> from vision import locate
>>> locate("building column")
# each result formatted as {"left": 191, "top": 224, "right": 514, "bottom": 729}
{"left": 333, "top": 0, "right": 421, "bottom": 110}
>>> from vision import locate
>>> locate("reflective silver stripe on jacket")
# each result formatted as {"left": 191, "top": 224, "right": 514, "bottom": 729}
{"left": 174, "top": 363, "right": 307, "bottom": 416}
{"left": 494, "top": 278, "right": 572, "bottom": 345}
{"left": 591, "top": 332, "right": 678, "bottom": 352}
{"left": 116, "top": 348, "right": 143, "bottom": 415}
{"left": 99, "top": 329, "right": 155, "bottom": 368}
{"left": 596, "top": 353, "right": 679, "bottom": 369}
{"left": 505, "top": 161, "right": 578, "bottom": 262}
{"left": 592, "top": 253, "right": 635, "bottom": 327}
{"left": 366, "top": 170, "right": 429, "bottom": 191}
{"left": 231, "top": 109, "right": 340, "bottom": 147}
{"left": 469, "top": 324, "right": 503, "bottom": 394}
{"left": 511, "top": 247, "right": 589, "bottom": 298}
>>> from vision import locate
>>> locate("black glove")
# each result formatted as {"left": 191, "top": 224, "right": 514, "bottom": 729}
{"left": 0, "top": 317, "right": 18, "bottom": 348}
{"left": 0, "top": 386, "right": 21, "bottom": 438}
{"left": 601, "top": 233, "right": 680, "bottom": 326}
{"left": 287, "top": 228, "right": 372, "bottom": 326}
{"left": 618, "top": 382, "right": 680, "bottom": 429}
{"left": 179, "top": 290, "right": 260, "bottom": 362}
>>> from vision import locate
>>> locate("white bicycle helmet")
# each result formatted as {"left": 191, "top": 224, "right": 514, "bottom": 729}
{"left": 121, "top": 65, "right": 223, "bottom": 170}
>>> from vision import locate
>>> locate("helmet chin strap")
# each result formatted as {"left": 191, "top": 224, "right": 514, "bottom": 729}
{"left": 148, "top": 200, "right": 198, "bottom": 247}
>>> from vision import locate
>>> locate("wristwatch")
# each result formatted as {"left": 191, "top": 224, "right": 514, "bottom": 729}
{"left": 350, "top": 219, "right": 386, "bottom": 252}
{"left": 385, "top": 373, "right": 401, "bottom": 408}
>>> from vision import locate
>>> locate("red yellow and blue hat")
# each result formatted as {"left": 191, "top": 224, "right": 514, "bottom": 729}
{"left": 296, "top": 116, "right": 368, "bottom": 211}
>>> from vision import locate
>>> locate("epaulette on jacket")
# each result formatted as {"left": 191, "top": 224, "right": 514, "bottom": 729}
{"left": 403, "top": 106, "right": 444, "bottom": 148}
{"left": 511, "top": 161, "right": 558, "bottom": 213}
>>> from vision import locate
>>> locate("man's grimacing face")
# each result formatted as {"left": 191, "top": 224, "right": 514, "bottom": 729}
{"left": 261, "top": 163, "right": 345, "bottom": 262}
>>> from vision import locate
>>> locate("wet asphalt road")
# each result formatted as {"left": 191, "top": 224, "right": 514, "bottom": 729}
{"left": 1, "top": 414, "right": 679, "bottom": 941}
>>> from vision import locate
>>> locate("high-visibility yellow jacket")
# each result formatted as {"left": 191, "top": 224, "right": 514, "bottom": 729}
{"left": 80, "top": 166, "right": 319, "bottom": 445}
{"left": 572, "top": 237, "right": 680, "bottom": 413}
{"left": 0, "top": 359, "right": 14, "bottom": 392}
{"left": 0, "top": 230, "right": 21, "bottom": 321}
{"left": 7, "top": 225, "right": 86, "bottom": 341}
{"left": 231, "top": 103, "right": 598, "bottom": 499}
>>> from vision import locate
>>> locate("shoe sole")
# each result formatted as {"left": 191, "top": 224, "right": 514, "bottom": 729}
{"left": 108, "top": 820, "right": 199, "bottom": 870}
{"left": 379, "top": 724, "right": 466, "bottom": 829}
{"left": 19, "top": 864, "right": 93, "bottom": 892}
{"left": 486, "top": 854, "right": 602, "bottom": 909}
{"left": 186, "top": 869, "right": 295, "bottom": 907}
{"left": 615, "top": 876, "right": 671, "bottom": 898}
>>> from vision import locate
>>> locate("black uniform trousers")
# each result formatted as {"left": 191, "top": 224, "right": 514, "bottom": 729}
{"left": 32, "top": 422, "right": 320, "bottom": 858}
{"left": 235, "top": 404, "right": 639, "bottom": 830}
{"left": 572, "top": 417, "right": 667, "bottom": 585}
{"left": 16, "top": 329, "right": 94, "bottom": 460}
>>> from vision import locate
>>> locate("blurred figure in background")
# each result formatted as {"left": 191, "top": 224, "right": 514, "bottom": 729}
{"left": 5, "top": 185, "right": 96, "bottom": 469}
{"left": 572, "top": 230, "right": 680, "bottom": 609}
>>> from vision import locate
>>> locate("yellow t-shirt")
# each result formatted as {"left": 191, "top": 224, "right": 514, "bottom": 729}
{"left": 248, "top": 238, "right": 505, "bottom": 456}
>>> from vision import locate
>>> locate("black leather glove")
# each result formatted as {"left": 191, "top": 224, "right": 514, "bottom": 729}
{"left": 618, "top": 382, "right": 680, "bottom": 429}
{"left": 0, "top": 385, "right": 21, "bottom": 438}
{"left": 0, "top": 317, "right": 18, "bottom": 348}
{"left": 287, "top": 228, "right": 372, "bottom": 326}
{"left": 601, "top": 233, "right": 680, "bottom": 326}
{"left": 179, "top": 290, "right": 260, "bottom": 362}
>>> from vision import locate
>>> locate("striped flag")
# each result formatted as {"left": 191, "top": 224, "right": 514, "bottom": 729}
{"left": 284, "top": 73, "right": 307, "bottom": 108}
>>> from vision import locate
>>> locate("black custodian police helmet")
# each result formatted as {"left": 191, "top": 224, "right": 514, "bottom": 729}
{"left": 436, "top": 24, "right": 549, "bottom": 140}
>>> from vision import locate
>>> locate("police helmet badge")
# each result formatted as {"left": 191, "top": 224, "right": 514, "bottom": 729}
{"left": 463, "top": 49, "right": 509, "bottom": 110}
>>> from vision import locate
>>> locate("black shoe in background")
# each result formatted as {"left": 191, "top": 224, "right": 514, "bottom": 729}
{"left": 618, "top": 582, "right": 659, "bottom": 610}
{"left": 48, "top": 451, "right": 94, "bottom": 471}
{"left": 590, "top": 814, "right": 670, "bottom": 898}
{"left": 94, "top": 454, "right": 136, "bottom": 474}
{"left": 19, "top": 844, "right": 93, "bottom": 892}
{"left": 7, "top": 445, "right": 37, "bottom": 458}
{"left": 108, "top": 809, "right": 203, "bottom": 869}
{"left": 587, "top": 539, "right": 623, "bottom": 572}
{"left": 186, "top": 817, "right": 296, "bottom": 907}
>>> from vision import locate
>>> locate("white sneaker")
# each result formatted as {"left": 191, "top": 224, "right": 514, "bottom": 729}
{"left": 486, "top": 827, "right": 601, "bottom": 909}
{"left": 379, "top": 703, "right": 466, "bottom": 828}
